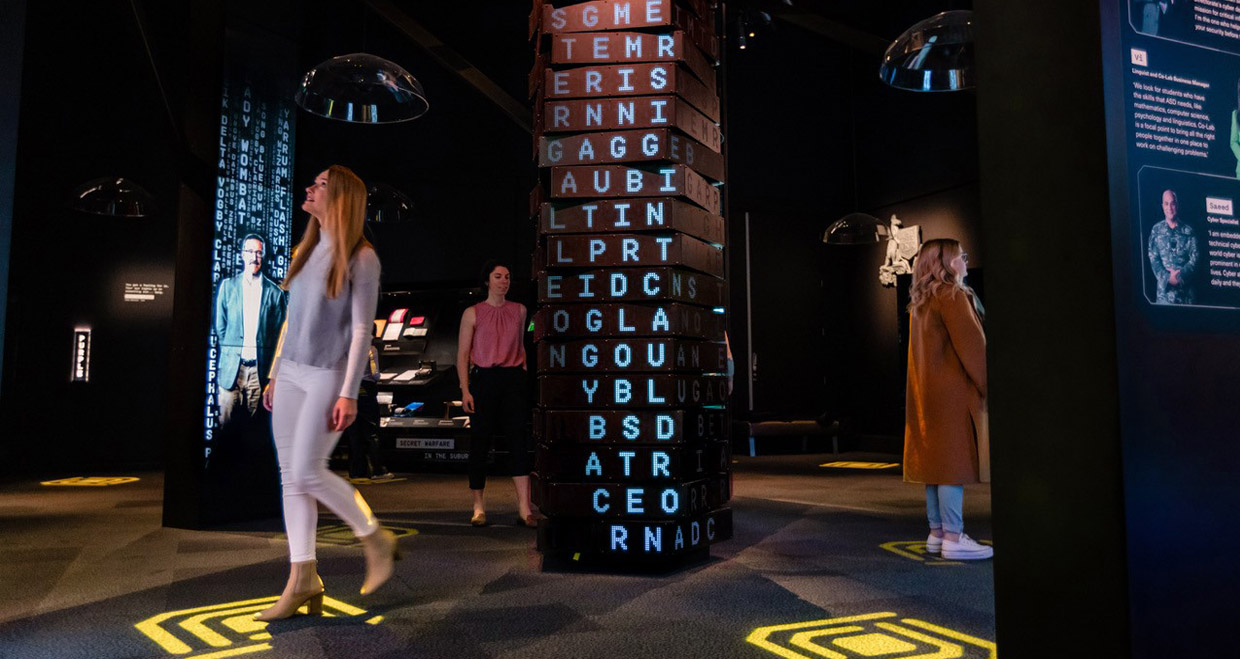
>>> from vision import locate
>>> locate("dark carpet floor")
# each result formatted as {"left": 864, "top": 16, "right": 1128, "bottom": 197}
{"left": 0, "top": 454, "right": 995, "bottom": 659}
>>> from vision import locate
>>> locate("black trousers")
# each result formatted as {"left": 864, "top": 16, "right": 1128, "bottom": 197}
{"left": 346, "top": 380, "right": 385, "bottom": 478}
{"left": 468, "top": 366, "right": 531, "bottom": 490}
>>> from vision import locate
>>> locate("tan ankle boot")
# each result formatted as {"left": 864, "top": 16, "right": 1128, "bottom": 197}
{"left": 359, "top": 528, "right": 400, "bottom": 595}
{"left": 253, "top": 560, "right": 324, "bottom": 621}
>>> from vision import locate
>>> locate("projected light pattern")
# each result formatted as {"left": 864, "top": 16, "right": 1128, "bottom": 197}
{"left": 41, "top": 476, "right": 140, "bottom": 487}
{"left": 880, "top": 539, "right": 993, "bottom": 566}
{"left": 530, "top": 0, "right": 731, "bottom": 562}
{"left": 135, "top": 596, "right": 378, "bottom": 657}
{"left": 747, "top": 613, "right": 996, "bottom": 659}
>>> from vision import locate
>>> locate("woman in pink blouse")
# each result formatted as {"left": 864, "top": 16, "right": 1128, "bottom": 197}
{"left": 456, "top": 261, "right": 535, "bottom": 527}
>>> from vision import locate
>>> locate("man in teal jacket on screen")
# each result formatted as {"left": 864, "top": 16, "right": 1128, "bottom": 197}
{"left": 214, "top": 233, "right": 287, "bottom": 426}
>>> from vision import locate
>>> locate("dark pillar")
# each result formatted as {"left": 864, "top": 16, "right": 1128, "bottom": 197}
{"left": 0, "top": 0, "right": 26, "bottom": 399}
{"left": 974, "top": 1, "right": 1131, "bottom": 656}
{"left": 162, "top": 0, "right": 225, "bottom": 528}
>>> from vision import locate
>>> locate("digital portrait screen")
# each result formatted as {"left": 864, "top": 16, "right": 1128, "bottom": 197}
{"left": 201, "top": 33, "right": 296, "bottom": 474}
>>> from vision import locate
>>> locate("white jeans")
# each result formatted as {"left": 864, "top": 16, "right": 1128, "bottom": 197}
{"left": 272, "top": 360, "right": 378, "bottom": 562}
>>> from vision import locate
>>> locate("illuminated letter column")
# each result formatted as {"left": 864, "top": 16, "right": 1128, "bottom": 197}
{"left": 529, "top": 0, "right": 732, "bottom": 565}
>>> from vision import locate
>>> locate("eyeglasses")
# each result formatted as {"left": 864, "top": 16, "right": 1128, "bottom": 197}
{"left": 242, "top": 249, "right": 263, "bottom": 256}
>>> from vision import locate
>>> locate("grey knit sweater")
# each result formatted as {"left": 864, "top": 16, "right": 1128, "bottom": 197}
{"left": 271, "top": 236, "right": 380, "bottom": 398}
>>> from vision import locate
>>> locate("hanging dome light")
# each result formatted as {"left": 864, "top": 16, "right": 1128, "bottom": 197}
{"left": 823, "top": 212, "right": 889, "bottom": 245}
{"left": 878, "top": 10, "right": 975, "bottom": 92}
{"left": 295, "top": 53, "right": 429, "bottom": 124}
{"left": 366, "top": 182, "right": 415, "bottom": 224}
{"left": 68, "top": 177, "right": 158, "bottom": 217}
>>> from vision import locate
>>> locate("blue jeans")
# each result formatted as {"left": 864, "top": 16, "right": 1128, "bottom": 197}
{"left": 925, "top": 484, "right": 964, "bottom": 534}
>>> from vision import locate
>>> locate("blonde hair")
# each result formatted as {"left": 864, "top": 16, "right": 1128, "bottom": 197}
{"left": 908, "top": 238, "right": 978, "bottom": 315}
{"left": 282, "top": 164, "right": 372, "bottom": 299}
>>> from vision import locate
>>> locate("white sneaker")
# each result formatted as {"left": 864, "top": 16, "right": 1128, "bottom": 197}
{"left": 925, "top": 533, "right": 943, "bottom": 554}
{"left": 941, "top": 533, "right": 993, "bottom": 560}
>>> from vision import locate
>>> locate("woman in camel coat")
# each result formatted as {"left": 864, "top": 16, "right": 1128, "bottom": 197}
{"left": 904, "top": 238, "right": 992, "bottom": 561}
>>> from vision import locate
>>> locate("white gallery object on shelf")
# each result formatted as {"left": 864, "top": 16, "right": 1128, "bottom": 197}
{"left": 879, "top": 215, "right": 922, "bottom": 287}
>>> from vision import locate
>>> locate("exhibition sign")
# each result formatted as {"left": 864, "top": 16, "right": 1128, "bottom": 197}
{"left": 1100, "top": 0, "right": 1240, "bottom": 647}
{"left": 530, "top": 0, "right": 729, "bottom": 562}
{"left": 1106, "top": 0, "right": 1240, "bottom": 310}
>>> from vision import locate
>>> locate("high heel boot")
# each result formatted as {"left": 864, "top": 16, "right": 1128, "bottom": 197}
{"left": 359, "top": 528, "right": 401, "bottom": 595}
{"left": 253, "top": 560, "right": 325, "bottom": 621}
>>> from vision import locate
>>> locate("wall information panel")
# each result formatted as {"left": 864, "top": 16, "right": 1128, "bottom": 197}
{"left": 1102, "top": 1, "right": 1240, "bottom": 652}
{"left": 529, "top": 0, "right": 730, "bottom": 564}
{"left": 1110, "top": 0, "right": 1240, "bottom": 309}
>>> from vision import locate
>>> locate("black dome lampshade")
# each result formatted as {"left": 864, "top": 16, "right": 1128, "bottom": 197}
{"left": 295, "top": 53, "right": 429, "bottom": 124}
{"left": 366, "top": 183, "right": 415, "bottom": 224}
{"left": 823, "top": 212, "right": 890, "bottom": 245}
{"left": 879, "top": 10, "right": 975, "bottom": 92}
{"left": 68, "top": 177, "right": 158, "bottom": 218}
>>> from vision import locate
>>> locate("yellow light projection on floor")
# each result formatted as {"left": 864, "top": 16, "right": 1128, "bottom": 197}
{"left": 748, "top": 612, "right": 996, "bottom": 659}
{"left": 40, "top": 476, "right": 140, "bottom": 486}
{"left": 135, "top": 596, "right": 375, "bottom": 657}
{"left": 880, "top": 540, "right": 993, "bottom": 566}
{"left": 347, "top": 476, "right": 408, "bottom": 485}
{"left": 819, "top": 462, "right": 900, "bottom": 470}
{"left": 275, "top": 523, "right": 418, "bottom": 548}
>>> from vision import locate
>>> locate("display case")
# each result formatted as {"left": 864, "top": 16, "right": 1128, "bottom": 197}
{"left": 372, "top": 286, "right": 481, "bottom": 466}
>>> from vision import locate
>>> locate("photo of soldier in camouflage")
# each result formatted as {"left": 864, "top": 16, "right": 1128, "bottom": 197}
{"left": 1147, "top": 188, "right": 1199, "bottom": 305}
